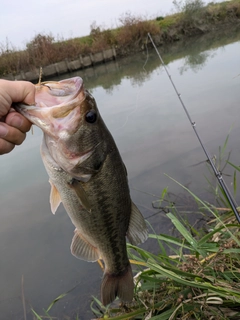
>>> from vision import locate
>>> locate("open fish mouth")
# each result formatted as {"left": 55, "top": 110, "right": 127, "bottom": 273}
{"left": 16, "top": 77, "right": 84, "bottom": 115}
{"left": 36, "top": 77, "right": 83, "bottom": 108}
{"left": 15, "top": 77, "right": 86, "bottom": 134}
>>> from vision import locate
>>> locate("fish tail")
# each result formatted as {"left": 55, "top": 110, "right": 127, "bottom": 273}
{"left": 101, "top": 263, "right": 134, "bottom": 306}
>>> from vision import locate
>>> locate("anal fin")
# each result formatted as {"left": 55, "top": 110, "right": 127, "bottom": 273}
{"left": 71, "top": 229, "right": 100, "bottom": 262}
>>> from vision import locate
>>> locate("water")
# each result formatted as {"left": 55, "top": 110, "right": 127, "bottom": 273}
{"left": 1, "top": 28, "right": 240, "bottom": 319}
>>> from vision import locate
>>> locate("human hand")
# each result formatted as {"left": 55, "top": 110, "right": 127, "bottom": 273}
{"left": 0, "top": 80, "right": 35, "bottom": 155}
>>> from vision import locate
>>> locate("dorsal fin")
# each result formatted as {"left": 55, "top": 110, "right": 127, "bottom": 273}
{"left": 127, "top": 202, "right": 148, "bottom": 245}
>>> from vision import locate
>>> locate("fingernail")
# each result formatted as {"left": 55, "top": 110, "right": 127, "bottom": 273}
{"left": 0, "top": 125, "right": 8, "bottom": 137}
{"left": 9, "top": 114, "right": 23, "bottom": 127}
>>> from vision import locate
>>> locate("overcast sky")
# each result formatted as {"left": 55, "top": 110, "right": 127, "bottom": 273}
{"left": 1, "top": 0, "right": 223, "bottom": 49}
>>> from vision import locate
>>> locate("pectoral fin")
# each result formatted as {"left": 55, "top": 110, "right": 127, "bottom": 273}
{"left": 68, "top": 179, "right": 91, "bottom": 212}
{"left": 71, "top": 229, "right": 100, "bottom": 262}
{"left": 127, "top": 202, "right": 148, "bottom": 245}
{"left": 49, "top": 180, "right": 62, "bottom": 214}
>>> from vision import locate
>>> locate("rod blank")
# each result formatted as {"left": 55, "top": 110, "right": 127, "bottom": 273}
{"left": 147, "top": 33, "right": 240, "bottom": 223}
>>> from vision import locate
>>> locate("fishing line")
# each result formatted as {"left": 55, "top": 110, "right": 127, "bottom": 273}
{"left": 116, "top": 93, "right": 140, "bottom": 131}
{"left": 116, "top": 37, "right": 152, "bottom": 131}
{"left": 147, "top": 32, "right": 240, "bottom": 223}
{"left": 142, "top": 35, "right": 150, "bottom": 72}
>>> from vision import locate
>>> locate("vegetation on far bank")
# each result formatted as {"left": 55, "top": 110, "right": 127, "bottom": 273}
{"left": 0, "top": 0, "right": 240, "bottom": 76}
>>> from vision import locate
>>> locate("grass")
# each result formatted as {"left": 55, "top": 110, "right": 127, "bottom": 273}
{"left": 91, "top": 182, "right": 240, "bottom": 319}
{"left": 31, "top": 198, "right": 240, "bottom": 319}
{"left": 89, "top": 134, "right": 240, "bottom": 319}
{"left": 27, "top": 132, "right": 240, "bottom": 319}
{"left": 156, "top": 14, "right": 180, "bottom": 31}
{"left": 28, "top": 205, "right": 240, "bottom": 319}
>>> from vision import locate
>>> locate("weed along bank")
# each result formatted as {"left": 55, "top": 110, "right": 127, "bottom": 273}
{"left": 3, "top": 48, "right": 117, "bottom": 81}
{"left": 1, "top": 1, "right": 240, "bottom": 82}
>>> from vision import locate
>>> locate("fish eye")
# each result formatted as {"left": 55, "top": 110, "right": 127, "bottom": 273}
{"left": 85, "top": 110, "right": 97, "bottom": 123}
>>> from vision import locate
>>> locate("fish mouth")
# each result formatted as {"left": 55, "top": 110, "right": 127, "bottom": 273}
{"left": 16, "top": 77, "right": 85, "bottom": 132}
{"left": 35, "top": 77, "right": 84, "bottom": 109}
{"left": 16, "top": 76, "right": 84, "bottom": 115}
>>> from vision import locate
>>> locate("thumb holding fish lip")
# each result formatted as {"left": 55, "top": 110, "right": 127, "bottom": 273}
{"left": 0, "top": 80, "right": 36, "bottom": 117}
{"left": 0, "top": 80, "right": 35, "bottom": 155}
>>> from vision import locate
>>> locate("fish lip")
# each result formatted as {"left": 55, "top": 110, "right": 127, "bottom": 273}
{"left": 36, "top": 76, "right": 84, "bottom": 109}
{"left": 17, "top": 77, "right": 84, "bottom": 113}
{"left": 14, "top": 77, "right": 85, "bottom": 133}
{"left": 49, "top": 76, "right": 84, "bottom": 104}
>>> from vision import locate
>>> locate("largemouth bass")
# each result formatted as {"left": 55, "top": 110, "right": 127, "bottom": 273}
{"left": 16, "top": 77, "right": 148, "bottom": 306}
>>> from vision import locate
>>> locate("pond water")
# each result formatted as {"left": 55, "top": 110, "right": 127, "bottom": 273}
{"left": 1, "top": 27, "right": 240, "bottom": 319}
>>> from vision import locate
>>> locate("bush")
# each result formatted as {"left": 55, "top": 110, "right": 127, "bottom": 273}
{"left": 26, "top": 33, "right": 56, "bottom": 66}
{"left": 116, "top": 12, "right": 159, "bottom": 49}
{"left": 0, "top": 2, "right": 239, "bottom": 76}
{"left": 89, "top": 22, "right": 117, "bottom": 53}
{"left": 173, "top": 0, "right": 205, "bottom": 24}
{"left": 173, "top": 0, "right": 205, "bottom": 13}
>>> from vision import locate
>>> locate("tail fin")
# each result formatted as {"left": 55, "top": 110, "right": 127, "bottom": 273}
{"left": 101, "top": 263, "right": 134, "bottom": 306}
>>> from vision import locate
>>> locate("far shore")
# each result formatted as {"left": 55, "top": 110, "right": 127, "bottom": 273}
{"left": 1, "top": 0, "right": 240, "bottom": 81}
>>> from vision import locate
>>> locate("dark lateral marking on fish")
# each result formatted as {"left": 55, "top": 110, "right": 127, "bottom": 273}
{"left": 91, "top": 159, "right": 130, "bottom": 272}
{"left": 90, "top": 195, "right": 124, "bottom": 269}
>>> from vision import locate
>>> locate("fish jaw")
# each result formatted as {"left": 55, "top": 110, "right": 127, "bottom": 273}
{"left": 16, "top": 77, "right": 94, "bottom": 177}
{"left": 16, "top": 77, "right": 85, "bottom": 138}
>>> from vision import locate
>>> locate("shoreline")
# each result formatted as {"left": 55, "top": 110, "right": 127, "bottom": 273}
{"left": 2, "top": 48, "right": 117, "bottom": 82}
{"left": 2, "top": 19, "right": 240, "bottom": 82}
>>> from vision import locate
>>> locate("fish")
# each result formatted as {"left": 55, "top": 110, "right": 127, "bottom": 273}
{"left": 16, "top": 77, "right": 148, "bottom": 306}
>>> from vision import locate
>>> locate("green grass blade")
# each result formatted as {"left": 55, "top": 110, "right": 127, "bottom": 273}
{"left": 45, "top": 283, "right": 80, "bottom": 313}
{"left": 228, "top": 161, "right": 240, "bottom": 173}
{"left": 165, "top": 175, "right": 240, "bottom": 246}
{"left": 166, "top": 212, "right": 207, "bottom": 257}
{"left": 31, "top": 309, "right": 43, "bottom": 320}
{"left": 149, "top": 234, "right": 193, "bottom": 251}
{"left": 150, "top": 308, "right": 178, "bottom": 320}
{"left": 234, "top": 170, "right": 237, "bottom": 196}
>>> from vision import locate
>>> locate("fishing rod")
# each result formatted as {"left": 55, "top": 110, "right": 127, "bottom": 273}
{"left": 147, "top": 32, "right": 240, "bottom": 223}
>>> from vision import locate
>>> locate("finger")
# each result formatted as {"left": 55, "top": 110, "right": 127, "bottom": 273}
{"left": 0, "top": 123, "right": 27, "bottom": 146}
{"left": 11, "top": 81, "right": 36, "bottom": 105}
{"left": 0, "top": 80, "right": 35, "bottom": 117}
{"left": 5, "top": 112, "right": 32, "bottom": 133}
{"left": 0, "top": 139, "right": 15, "bottom": 155}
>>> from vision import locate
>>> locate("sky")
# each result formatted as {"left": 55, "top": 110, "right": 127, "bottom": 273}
{"left": 0, "top": 0, "right": 223, "bottom": 50}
